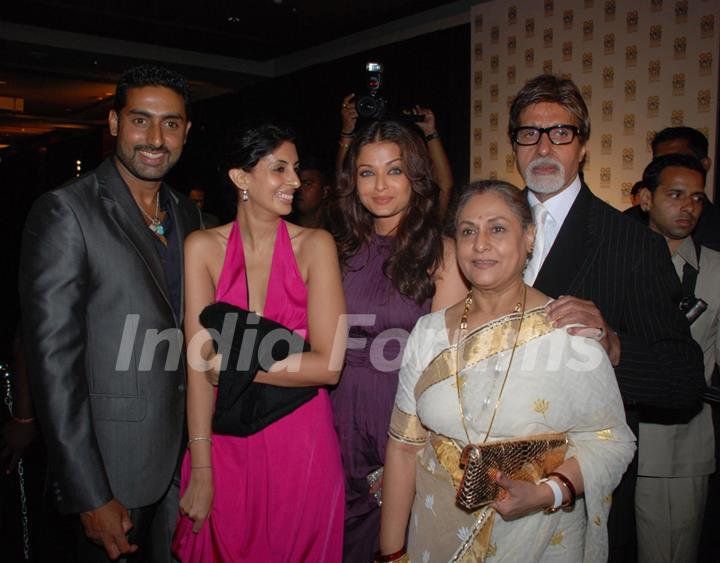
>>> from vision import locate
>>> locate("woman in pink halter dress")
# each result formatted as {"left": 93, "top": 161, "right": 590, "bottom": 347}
{"left": 173, "top": 124, "right": 345, "bottom": 562}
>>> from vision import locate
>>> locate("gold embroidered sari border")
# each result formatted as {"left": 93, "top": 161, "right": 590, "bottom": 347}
{"left": 389, "top": 405, "right": 428, "bottom": 445}
{"left": 414, "top": 306, "right": 554, "bottom": 401}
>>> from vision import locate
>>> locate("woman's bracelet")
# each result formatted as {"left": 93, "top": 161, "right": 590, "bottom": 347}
{"left": 424, "top": 131, "right": 441, "bottom": 143}
{"left": 340, "top": 131, "right": 354, "bottom": 139}
{"left": 548, "top": 471, "right": 577, "bottom": 510}
{"left": 374, "top": 547, "right": 408, "bottom": 562}
{"left": 187, "top": 436, "right": 212, "bottom": 448}
{"left": 539, "top": 477, "right": 563, "bottom": 513}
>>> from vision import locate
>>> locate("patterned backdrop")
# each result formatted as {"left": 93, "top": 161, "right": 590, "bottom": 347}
{"left": 470, "top": 0, "right": 719, "bottom": 209}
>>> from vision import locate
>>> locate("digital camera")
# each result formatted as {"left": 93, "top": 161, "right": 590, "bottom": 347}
{"left": 355, "top": 62, "right": 386, "bottom": 119}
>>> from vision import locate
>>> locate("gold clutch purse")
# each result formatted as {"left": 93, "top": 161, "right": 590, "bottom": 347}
{"left": 456, "top": 433, "right": 568, "bottom": 511}
{"left": 453, "top": 287, "right": 569, "bottom": 512}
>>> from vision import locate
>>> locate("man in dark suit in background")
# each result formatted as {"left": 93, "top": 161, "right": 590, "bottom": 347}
{"left": 19, "top": 65, "right": 202, "bottom": 561}
{"left": 624, "top": 126, "right": 720, "bottom": 252}
{"left": 509, "top": 74, "right": 705, "bottom": 562}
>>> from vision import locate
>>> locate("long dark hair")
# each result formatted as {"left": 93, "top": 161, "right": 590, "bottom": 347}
{"left": 331, "top": 120, "right": 443, "bottom": 304}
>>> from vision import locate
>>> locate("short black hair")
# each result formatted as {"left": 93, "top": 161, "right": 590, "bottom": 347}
{"left": 642, "top": 153, "right": 707, "bottom": 193}
{"left": 651, "top": 127, "right": 708, "bottom": 159}
{"left": 299, "top": 156, "right": 332, "bottom": 186}
{"left": 630, "top": 180, "right": 646, "bottom": 197}
{"left": 114, "top": 65, "right": 192, "bottom": 119}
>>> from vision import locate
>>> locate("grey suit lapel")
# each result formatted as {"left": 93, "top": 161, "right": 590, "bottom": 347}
{"left": 97, "top": 158, "right": 173, "bottom": 313}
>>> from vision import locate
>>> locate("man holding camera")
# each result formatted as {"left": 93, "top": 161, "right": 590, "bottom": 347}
{"left": 635, "top": 153, "right": 719, "bottom": 563}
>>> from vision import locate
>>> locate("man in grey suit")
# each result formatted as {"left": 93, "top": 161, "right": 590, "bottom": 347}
{"left": 19, "top": 65, "right": 202, "bottom": 561}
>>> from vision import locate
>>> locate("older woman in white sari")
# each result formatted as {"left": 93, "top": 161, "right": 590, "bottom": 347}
{"left": 378, "top": 180, "right": 635, "bottom": 563}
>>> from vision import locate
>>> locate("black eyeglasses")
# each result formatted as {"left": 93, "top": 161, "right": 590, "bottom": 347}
{"left": 511, "top": 125, "right": 580, "bottom": 146}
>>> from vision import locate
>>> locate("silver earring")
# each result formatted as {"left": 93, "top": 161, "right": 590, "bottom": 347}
{"left": 242, "top": 189, "right": 249, "bottom": 202}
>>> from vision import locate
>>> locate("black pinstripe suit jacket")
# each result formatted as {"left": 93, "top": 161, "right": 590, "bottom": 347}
{"left": 533, "top": 183, "right": 705, "bottom": 414}
{"left": 530, "top": 183, "right": 704, "bottom": 558}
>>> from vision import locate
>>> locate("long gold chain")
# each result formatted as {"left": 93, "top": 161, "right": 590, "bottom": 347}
{"left": 455, "top": 284, "right": 528, "bottom": 446}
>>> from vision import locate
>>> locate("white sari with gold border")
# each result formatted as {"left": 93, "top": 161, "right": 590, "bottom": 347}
{"left": 390, "top": 306, "right": 636, "bottom": 562}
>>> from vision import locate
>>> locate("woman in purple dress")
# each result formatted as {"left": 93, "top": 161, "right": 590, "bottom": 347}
{"left": 330, "top": 120, "right": 466, "bottom": 561}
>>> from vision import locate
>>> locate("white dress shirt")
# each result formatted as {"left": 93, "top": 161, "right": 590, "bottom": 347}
{"left": 527, "top": 175, "right": 582, "bottom": 268}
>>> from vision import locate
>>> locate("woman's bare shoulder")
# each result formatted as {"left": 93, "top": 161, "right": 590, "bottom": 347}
{"left": 288, "top": 223, "right": 337, "bottom": 257}
{"left": 185, "top": 223, "right": 232, "bottom": 257}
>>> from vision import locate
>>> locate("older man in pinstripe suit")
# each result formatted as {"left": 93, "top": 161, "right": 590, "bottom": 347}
{"left": 509, "top": 74, "right": 705, "bottom": 562}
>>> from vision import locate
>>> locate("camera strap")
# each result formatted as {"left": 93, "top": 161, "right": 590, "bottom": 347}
{"left": 681, "top": 241, "right": 702, "bottom": 300}
{"left": 678, "top": 241, "right": 720, "bottom": 406}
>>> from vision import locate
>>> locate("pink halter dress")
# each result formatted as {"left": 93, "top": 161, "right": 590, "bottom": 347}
{"left": 173, "top": 220, "right": 344, "bottom": 562}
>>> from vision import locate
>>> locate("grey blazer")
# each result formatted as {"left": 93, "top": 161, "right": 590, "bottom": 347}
{"left": 19, "top": 158, "right": 203, "bottom": 514}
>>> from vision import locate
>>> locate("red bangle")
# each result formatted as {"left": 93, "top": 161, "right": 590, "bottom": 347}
{"left": 375, "top": 547, "right": 407, "bottom": 561}
{"left": 548, "top": 471, "right": 576, "bottom": 508}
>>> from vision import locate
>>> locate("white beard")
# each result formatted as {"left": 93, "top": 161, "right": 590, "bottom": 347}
{"left": 523, "top": 157, "right": 567, "bottom": 195}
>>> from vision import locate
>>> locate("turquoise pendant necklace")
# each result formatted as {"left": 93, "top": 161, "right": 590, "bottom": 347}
{"left": 137, "top": 192, "right": 165, "bottom": 236}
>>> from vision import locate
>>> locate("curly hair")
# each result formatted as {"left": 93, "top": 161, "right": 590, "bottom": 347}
{"left": 331, "top": 120, "right": 443, "bottom": 304}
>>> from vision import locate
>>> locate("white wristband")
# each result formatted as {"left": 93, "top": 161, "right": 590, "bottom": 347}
{"left": 540, "top": 477, "right": 563, "bottom": 509}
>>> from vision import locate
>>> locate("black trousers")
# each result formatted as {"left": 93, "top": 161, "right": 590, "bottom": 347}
{"left": 607, "top": 408, "right": 639, "bottom": 563}
{"left": 607, "top": 451, "right": 638, "bottom": 563}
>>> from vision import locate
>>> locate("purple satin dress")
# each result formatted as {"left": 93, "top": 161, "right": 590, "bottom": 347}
{"left": 174, "top": 220, "right": 344, "bottom": 562}
{"left": 331, "top": 233, "right": 430, "bottom": 562}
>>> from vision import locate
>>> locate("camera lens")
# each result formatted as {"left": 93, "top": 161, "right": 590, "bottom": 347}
{"left": 356, "top": 95, "right": 384, "bottom": 118}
